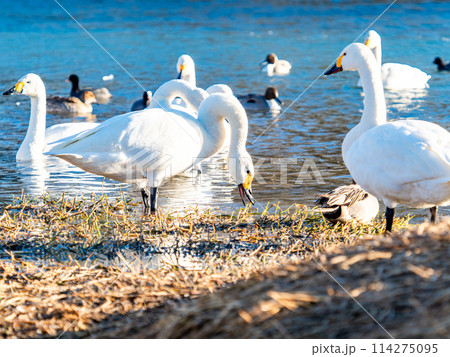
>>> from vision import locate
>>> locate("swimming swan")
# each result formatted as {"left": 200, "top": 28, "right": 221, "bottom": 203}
{"left": 47, "top": 92, "right": 255, "bottom": 214}
{"left": 360, "top": 30, "right": 431, "bottom": 90}
{"left": 237, "top": 87, "right": 283, "bottom": 111}
{"left": 315, "top": 184, "right": 379, "bottom": 224}
{"left": 3, "top": 73, "right": 99, "bottom": 162}
{"left": 260, "top": 53, "right": 291, "bottom": 76}
{"left": 131, "top": 91, "right": 153, "bottom": 111}
{"left": 325, "top": 43, "right": 450, "bottom": 232}
{"left": 67, "top": 74, "right": 113, "bottom": 103}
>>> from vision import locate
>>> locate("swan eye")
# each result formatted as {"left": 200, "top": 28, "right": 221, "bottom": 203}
{"left": 26, "top": 81, "right": 31, "bottom": 84}
{"left": 247, "top": 170, "right": 250, "bottom": 174}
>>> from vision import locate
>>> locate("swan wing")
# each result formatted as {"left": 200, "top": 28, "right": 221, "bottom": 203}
{"left": 45, "top": 122, "right": 100, "bottom": 148}
{"left": 47, "top": 109, "right": 204, "bottom": 186}
{"left": 346, "top": 120, "right": 450, "bottom": 206}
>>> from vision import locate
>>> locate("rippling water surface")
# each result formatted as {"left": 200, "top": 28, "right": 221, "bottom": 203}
{"left": 0, "top": 0, "right": 449, "bottom": 222}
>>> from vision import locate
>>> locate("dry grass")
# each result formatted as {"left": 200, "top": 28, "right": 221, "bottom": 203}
{"left": 1, "top": 194, "right": 443, "bottom": 339}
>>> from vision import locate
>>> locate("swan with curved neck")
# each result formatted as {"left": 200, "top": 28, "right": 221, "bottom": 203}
{"left": 47, "top": 92, "right": 255, "bottom": 213}
{"left": 149, "top": 79, "right": 207, "bottom": 114}
{"left": 325, "top": 43, "right": 450, "bottom": 232}
{"left": 3, "top": 73, "right": 99, "bottom": 162}
{"left": 360, "top": 30, "right": 431, "bottom": 90}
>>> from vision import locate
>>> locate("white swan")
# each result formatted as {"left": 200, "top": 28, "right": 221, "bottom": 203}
{"left": 47, "top": 92, "right": 255, "bottom": 214}
{"left": 131, "top": 91, "right": 152, "bottom": 111}
{"left": 315, "top": 184, "right": 379, "bottom": 224}
{"left": 260, "top": 53, "right": 291, "bottom": 76}
{"left": 3, "top": 73, "right": 100, "bottom": 162}
{"left": 237, "top": 87, "right": 283, "bottom": 112}
{"left": 325, "top": 43, "right": 450, "bottom": 232}
{"left": 358, "top": 30, "right": 431, "bottom": 90}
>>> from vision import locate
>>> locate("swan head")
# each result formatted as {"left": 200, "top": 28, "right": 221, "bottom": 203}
{"left": 229, "top": 150, "right": 255, "bottom": 206}
{"left": 3, "top": 73, "right": 45, "bottom": 98}
{"left": 264, "top": 87, "right": 282, "bottom": 105}
{"left": 176, "top": 55, "right": 195, "bottom": 82}
{"left": 364, "top": 30, "right": 381, "bottom": 50}
{"left": 206, "top": 84, "right": 234, "bottom": 96}
{"left": 324, "top": 43, "right": 374, "bottom": 75}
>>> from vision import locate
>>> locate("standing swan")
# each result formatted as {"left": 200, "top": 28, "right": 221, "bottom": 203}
{"left": 360, "top": 30, "right": 431, "bottom": 90}
{"left": 3, "top": 73, "right": 99, "bottom": 162}
{"left": 47, "top": 93, "right": 255, "bottom": 214}
{"left": 325, "top": 43, "right": 450, "bottom": 232}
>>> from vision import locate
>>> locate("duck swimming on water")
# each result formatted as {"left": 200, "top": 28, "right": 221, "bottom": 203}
{"left": 237, "top": 87, "right": 282, "bottom": 111}
{"left": 131, "top": 91, "right": 152, "bottom": 111}
{"left": 67, "top": 74, "right": 112, "bottom": 103}
{"left": 433, "top": 57, "right": 450, "bottom": 71}
{"left": 260, "top": 53, "right": 291, "bottom": 76}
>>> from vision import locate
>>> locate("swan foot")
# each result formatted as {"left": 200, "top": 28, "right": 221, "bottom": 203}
{"left": 141, "top": 187, "right": 158, "bottom": 215}
{"left": 150, "top": 187, "right": 158, "bottom": 213}
{"left": 385, "top": 207, "right": 395, "bottom": 233}
{"left": 430, "top": 206, "right": 438, "bottom": 224}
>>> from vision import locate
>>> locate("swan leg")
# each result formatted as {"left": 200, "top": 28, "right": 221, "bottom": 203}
{"left": 385, "top": 207, "right": 395, "bottom": 233}
{"left": 141, "top": 188, "right": 151, "bottom": 215}
{"left": 150, "top": 187, "right": 158, "bottom": 213}
{"left": 430, "top": 206, "right": 438, "bottom": 224}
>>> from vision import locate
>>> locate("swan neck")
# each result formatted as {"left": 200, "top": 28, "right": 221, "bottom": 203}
{"left": 18, "top": 92, "right": 46, "bottom": 160}
{"left": 358, "top": 59, "right": 386, "bottom": 127}
{"left": 198, "top": 97, "right": 248, "bottom": 158}
{"left": 371, "top": 44, "right": 382, "bottom": 69}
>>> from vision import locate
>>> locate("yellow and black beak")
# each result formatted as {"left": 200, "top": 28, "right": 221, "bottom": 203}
{"left": 177, "top": 64, "right": 185, "bottom": 79}
{"left": 238, "top": 173, "right": 255, "bottom": 206}
{"left": 324, "top": 54, "right": 344, "bottom": 76}
{"left": 3, "top": 82, "right": 24, "bottom": 95}
{"left": 364, "top": 39, "right": 370, "bottom": 47}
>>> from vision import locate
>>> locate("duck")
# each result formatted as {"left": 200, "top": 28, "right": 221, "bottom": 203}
{"left": 433, "top": 57, "right": 450, "bottom": 71}
{"left": 67, "top": 74, "right": 113, "bottom": 103}
{"left": 47, "top": 90, "right": 255, "bottom": 214}
{"left": 236, "top": 87, "right": 283, "bottom": 111}
{"left": 260, "top": 53, "right": 291, "bottom": 76}
{"left": 3, "top": 73, "right": 100, "bottom": 162}
{"left": 360, "top": 30, "right": 431, "bottom": 90}
{"left": 131, "top": 91, "right": 152, "bottom": 111}
{"left": 46, "top": 91, "right": 97, "bottom": 114}
{"left": 315, "top": 184, "right": 379, "bottom": 224}
{"left": 325, "top": 43, "right": 450, "bottom": 232}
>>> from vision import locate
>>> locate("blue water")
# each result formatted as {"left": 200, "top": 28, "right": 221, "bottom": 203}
{"left": 0, "top": 0, "right": 448, "bottom": 221}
